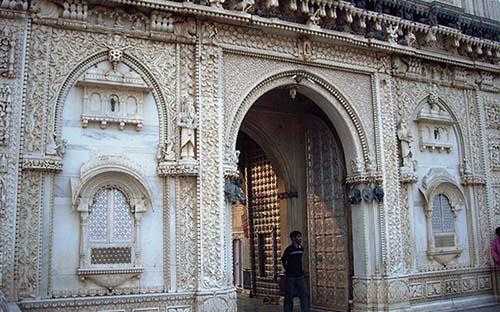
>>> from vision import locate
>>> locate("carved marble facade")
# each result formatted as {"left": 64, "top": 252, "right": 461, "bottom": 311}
{"left": 0, "top": 0, "right": 499, "bottom": 311}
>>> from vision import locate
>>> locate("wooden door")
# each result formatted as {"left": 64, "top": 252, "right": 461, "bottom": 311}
{"left": 305, "top": 115, "right": 350, "bottom": 311}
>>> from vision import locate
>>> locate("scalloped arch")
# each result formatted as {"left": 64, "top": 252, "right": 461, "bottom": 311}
{"left": 419, "top": 169, "right": 465, "bottom": 211}
{"left": 52, "top": 51, "right": 168, "bottom": 142}
{"left": 227, "top": 70, "right": 370, "bottom": 172}
{"left": 72, "top": 156, "right": 153, "bottom": 212}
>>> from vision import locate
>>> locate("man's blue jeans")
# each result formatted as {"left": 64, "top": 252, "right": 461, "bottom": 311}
{"left": 283, "top": 276, "right": 309, "bottom": 312}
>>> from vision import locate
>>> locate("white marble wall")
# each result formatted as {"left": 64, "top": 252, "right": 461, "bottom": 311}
{"left": 51, "top": 74, "right": 163, "bottom": 293}
{"left": 411, "top": 120, "right": 470, "bottom": 270}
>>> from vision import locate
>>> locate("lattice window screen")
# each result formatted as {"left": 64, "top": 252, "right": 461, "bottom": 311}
{"left": 88, "top": 187, "right": 133, "bottom": 244}
{"left": 432, "top": 194, "right": 455, "bottom": 248}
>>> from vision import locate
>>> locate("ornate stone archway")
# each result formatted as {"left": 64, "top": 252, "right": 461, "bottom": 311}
{"left": 230, "top": 77, "right": 372, "bottom": 310}
{"left": 226, "top": 70, "right": 370, "bottom": 177}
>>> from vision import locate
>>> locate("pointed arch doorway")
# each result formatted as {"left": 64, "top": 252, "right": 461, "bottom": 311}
{"left": 232, "top": 87, "right": 353, "bottom": 311}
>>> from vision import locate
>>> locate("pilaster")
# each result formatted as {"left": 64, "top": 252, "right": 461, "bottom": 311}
{"left": 194, "top": 21, "right": 236, "bottom": 311}
{"left": 0, "top": 6, "right": 29, "bottom": 303}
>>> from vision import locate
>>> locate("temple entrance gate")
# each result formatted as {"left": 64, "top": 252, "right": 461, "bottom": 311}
{"left": 233, "top": 87, "right": 352, "bottom": 311}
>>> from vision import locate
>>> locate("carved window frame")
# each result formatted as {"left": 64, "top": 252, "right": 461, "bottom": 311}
{"left": 71, "top": 156, "right": 152, "bottom": 285}
{"left": 420, "top": 173, "right": 465, "bottom": 266}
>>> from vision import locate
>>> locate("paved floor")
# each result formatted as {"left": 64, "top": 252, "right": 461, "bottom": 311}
{"left": 237, "top": 297, "right": 500, "bottom": 312}
{"left": 237, "top": 297, "right": 280, "bottom": 312}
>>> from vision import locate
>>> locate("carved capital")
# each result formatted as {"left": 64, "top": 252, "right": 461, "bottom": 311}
{"left": 21, "top": 155, "right": 63, "bottom": 172}
{"left": 157, "top": 161, "right": 199, "bottom": 177}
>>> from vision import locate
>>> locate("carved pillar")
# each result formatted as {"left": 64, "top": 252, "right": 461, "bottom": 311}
{"left": 194, "top": 22, "right": 236, "bottom": 311}
{"left": 347, "top": 175, "right": 386, "bottom": 311}
{"left": 352, "top": 73, "right": 411, "bottom": 311}
{"left": 76, "top": 198, "right": 90, "bottom": 268}
{"left": 381, "top": 74, "right": 412, "bottom": 309}
{"left": 134, "top": 213, "right": 143, "bottom": 267}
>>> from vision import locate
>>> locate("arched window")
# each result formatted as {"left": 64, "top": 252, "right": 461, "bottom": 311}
{"left": 419, "top": 170, "right": 466, "bottom": 266}
{"left": 87, "top": 187, "right": 134, "bottom": 265}
{"left": 72, "top": 155, "right": 152, "bottom": 288}
{"left": 431, "top": 194, "right": 455, "bottom": 248}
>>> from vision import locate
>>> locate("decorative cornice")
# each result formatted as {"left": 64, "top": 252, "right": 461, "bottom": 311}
{"left": 97, "top": 0, "right": 500, "bottom": 59}
{"left": 157, "top": 161, "right": 199, "bottom": 177}
{"left": 21, "top": 155, "right": 63, "bottom": 172}
{"left": 12, "top": 1, "right": 498, "bottom": 72}
{"left": 461, "top": 174, "right": 486, "bottom": 186}
{"left": 223, "top": 164, "right": 239, "bottom": 179}
{"left": 346, "top": 171, "right": 383, "bottom": 185}
{"left": 18, "top": 287, "right": 236, "bottom": 309}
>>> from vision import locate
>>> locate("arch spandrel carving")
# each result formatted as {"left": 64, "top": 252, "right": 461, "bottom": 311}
{"left": 226, "top": 70, "right": 370, "bottom": 176}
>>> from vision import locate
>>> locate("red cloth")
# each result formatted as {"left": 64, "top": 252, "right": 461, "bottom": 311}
{"left": 492, "top": 237, "right": 500, "bottom": 266}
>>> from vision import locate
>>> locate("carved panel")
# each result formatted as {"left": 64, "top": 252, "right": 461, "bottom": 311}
{"left": 381, "top": 75, "right": 405, "bottom": 275}
{"left": 474, "top": 186, "right": 490, "bottom": 267}
{"left": 305, "top": 115, "right": 349, "bottom": 310}
{"left": 88, "top": 6, "right": 148, "bottom": 32}
{"left": 468, "top": 91, "right": 486, "bottom": 175}
{"left": 167, "top": 307, "right": 191, "bottom": 312}
{"left": 0, "top": 26, "right": 16, "bottom": 79}
{"left": 0, "top": 19, "right": 25, "bottom": 299}
{"left": 490, "top": 139, "right": 500, "bottom": 171}
{"left": 409, "top": 269, "right": 492, "bottom": 301}
{"left": 176, "top": 177, "right": 197, "bottom": 290}
{"left": 217, "top": 23, "right": 387, "bottom": 71}
{"left": 494, "top": 186, "right": 500, "bottom": 216}
{"left": 14, "top": 171, "right": 43, "bottom": 298}
{"left": 199, "top": 41, "right": 224, "bottom": 288}
{"left": 199, "top": 291, "right": 236, "bottom": 312}
{"left": 0, "top": 84, "right": 11, "bottom": 146}
{"left": 400, "top": 183, "right": 414, "bottom": 270}
{"left": 484, "top": 95, "right": 499, "bottom": 129}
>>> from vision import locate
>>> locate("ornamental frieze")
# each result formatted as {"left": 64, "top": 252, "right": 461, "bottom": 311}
{"left": 408, "top": 269, "right": 492, "bottom": 301}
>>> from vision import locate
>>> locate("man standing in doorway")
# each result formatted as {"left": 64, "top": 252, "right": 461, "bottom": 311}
{"left": 281, "top": 231, "right": 309, "bottom": 312}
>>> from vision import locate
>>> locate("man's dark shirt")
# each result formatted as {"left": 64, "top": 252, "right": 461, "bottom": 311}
{"left": 281, "top": 244, "right": 304, "bottom": 277}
